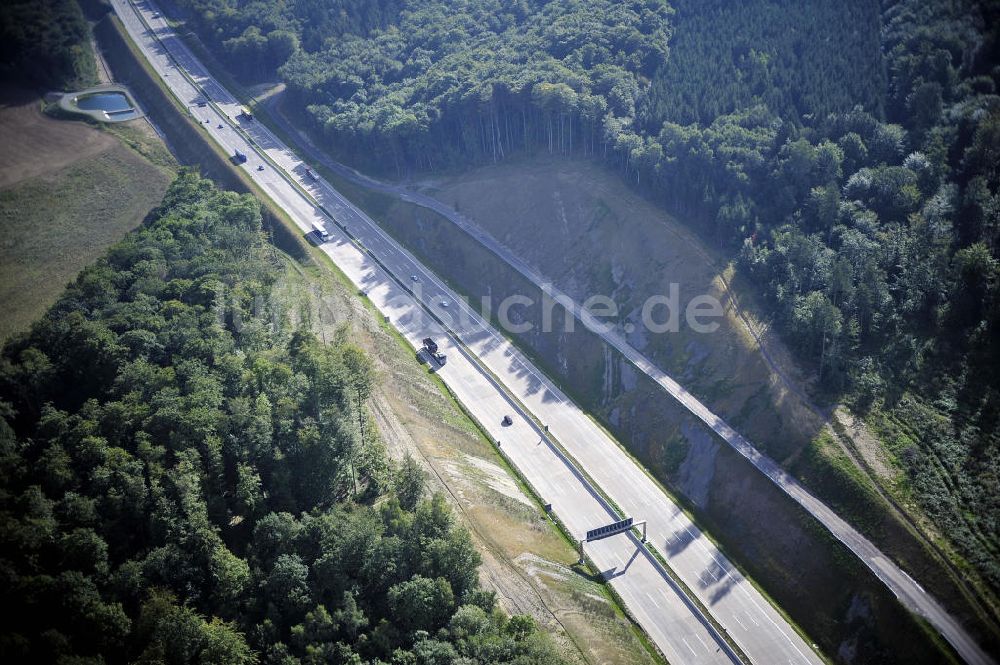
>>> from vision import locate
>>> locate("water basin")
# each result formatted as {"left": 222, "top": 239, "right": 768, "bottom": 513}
{"left": 75, "top": 91, "right": 133, "bottom": 114}
{"left": 60, "top": 86, "right": 142, "bottom": 122}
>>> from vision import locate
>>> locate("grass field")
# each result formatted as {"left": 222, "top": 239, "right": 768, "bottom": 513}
{"left": 0, "top": 87, "right": 175, "bottom": 341}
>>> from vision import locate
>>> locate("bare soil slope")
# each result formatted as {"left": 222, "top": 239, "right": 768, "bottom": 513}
{"left": 420, "top": 157, "right": 824, "bottom": 463}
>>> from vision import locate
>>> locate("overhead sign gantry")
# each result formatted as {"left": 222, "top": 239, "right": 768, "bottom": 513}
{"left": 587, "top": 517, "right": 635, "bottom": 541}
{"left": 579, "top": 516, "right": 646, "bottom": 564}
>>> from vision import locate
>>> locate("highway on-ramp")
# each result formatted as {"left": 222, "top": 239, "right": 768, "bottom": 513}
{"left": 113, "top": 1, "right": 829, "bottom": 662}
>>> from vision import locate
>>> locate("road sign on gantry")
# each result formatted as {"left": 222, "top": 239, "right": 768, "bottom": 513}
{"left": 586, "top": 517, "right": 634, "bottom": 542}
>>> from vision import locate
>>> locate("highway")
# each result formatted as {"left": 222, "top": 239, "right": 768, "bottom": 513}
{"left": 112, "top": 1, "right": 831, "bottom": 662}
{"left": 259, "top": 55, "right": 998, "bottom": 665}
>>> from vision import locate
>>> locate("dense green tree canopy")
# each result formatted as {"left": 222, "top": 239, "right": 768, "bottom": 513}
{"left": 0, "top": 173, "right": 564, "bottom": 664}
{"left": 175, "top": 0, "right": 672, "bottom": 169}
{"left": 641, "top": 0, "right": 885, "bottom": 126}
{"left": 0, "top": 0, "right": 97, "bottom": 89}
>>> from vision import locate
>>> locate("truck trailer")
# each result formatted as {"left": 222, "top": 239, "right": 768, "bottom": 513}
{"left": 312, "top": 223, "right": 330, "bottom": 243}
{"left": 421, "top": 338, "right": 446, "bottom": 366}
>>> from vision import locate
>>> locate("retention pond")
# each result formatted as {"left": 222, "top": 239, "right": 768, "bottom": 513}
{"left": 60, "top": 86, "right": 141, "bottom": 122}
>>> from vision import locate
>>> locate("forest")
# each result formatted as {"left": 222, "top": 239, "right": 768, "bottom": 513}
{"left": 0, "top": 172, "right": 564, "bottom": 664}
{"left": 0, "top": 0, "right": 96, "bottom": 89}
{"left": 651, "top": 0, "right": 1000, "bottom": 597}
{"left": 174, "top": 0, "right": 673, "bottom": 170}
{"left": 641, "top": 0, "right": 886, "bottom": 124}
{"left": 173, "top": 0, "right": 1000, "bottom": 602}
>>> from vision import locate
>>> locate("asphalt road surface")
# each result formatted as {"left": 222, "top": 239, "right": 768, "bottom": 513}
{"left": 112, "top": 1, "right": 855, "bottom": 662}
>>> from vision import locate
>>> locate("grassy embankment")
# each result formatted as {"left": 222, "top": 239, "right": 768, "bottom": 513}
{"left": 91, "top": 10, "right": 310, "bottom": 262}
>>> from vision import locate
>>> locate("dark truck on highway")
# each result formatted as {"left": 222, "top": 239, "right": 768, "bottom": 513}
{"left": 422, "top": 338, "right": 446, "bottom": 366}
